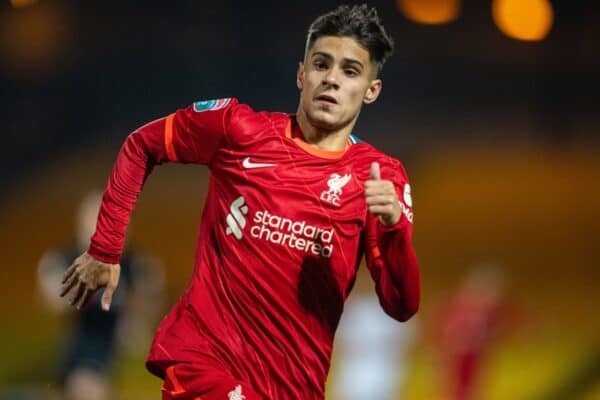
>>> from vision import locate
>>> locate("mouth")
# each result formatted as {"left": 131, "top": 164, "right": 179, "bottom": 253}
{"left": 315, "top": 94, "right": 338, "bottom": 105}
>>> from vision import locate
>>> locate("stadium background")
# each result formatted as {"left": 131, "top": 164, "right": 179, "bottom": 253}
{"left": 1, "top": 0, "right": 598, "bottom": 399}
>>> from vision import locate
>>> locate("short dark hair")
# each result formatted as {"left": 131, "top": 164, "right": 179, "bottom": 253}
{"left": 305, "top": 4, "right": 394, "bottom": 76}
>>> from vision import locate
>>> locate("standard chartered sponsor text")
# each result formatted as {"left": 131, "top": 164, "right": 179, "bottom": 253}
{"left": 250, "top": 210, "right": 334, "bottom": 258}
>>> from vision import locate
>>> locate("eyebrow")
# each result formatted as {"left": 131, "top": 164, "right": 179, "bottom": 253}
{"left": 312, "top": 51, "right": 365, "bottom": 70}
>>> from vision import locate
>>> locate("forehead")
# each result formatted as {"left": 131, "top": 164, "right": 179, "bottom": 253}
{"left": 308, "top": 36, "right": 372, "bottom": 66}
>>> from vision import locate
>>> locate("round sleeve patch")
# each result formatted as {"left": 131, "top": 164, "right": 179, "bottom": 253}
{"left": 403, "top": 183, "right": 413, "bottom": 208}
{"left": 193, "top": 98, "right": 231, "bottom": 112}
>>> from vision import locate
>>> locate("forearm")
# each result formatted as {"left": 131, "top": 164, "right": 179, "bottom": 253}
{"left": 367, "top": 222, "right": 421, "bottom": 321}
{"left": 88, "top": 121, "right": 167, "bottom": 263}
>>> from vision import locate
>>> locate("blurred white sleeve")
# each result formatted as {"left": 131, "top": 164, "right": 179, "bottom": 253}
{"left": 37, "top": 250, "right": 70, "bottom": 313}
{"left": 332, "top": 295, "right": 419, "bottom": 400}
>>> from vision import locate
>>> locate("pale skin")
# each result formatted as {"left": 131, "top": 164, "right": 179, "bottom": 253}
{"left": 60, "top": 35, "right": 401, "bottom": 311}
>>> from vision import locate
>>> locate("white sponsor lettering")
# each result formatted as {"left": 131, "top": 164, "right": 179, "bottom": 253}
{"left": 251, "top": 210, "right": 334, "bottom": 258}
{"left": 224, "top": 196, "right": 334, "bottom": 258}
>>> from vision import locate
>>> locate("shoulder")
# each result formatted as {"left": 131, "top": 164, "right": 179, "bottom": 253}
{"left": 230, "top": 103, "right": 289, "bottom": 131}
{"left": 187, "top": 98, "right": 286, "bottom": 125}
{"left": 228, "top": 103, "right": 290, "bottom": 144}
{"left": 185, "top": 97, "right": 290, "bottom": 142}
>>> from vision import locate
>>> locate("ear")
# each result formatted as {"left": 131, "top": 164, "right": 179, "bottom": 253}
{"left": 363, "top": 79, "right": 382, "bottom": 104}
{"left": 296, "top": 62, "right": 304, "bottom": 91}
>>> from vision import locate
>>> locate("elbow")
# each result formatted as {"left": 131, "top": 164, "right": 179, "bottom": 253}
{"left": 383, "top": 297, "right": 420, "bottom": 322}
{"left": 394, "top": 301, "right": 420, "bottom": 322}
{"left": 399, "top": 301, "right": 420, "bottom": 322}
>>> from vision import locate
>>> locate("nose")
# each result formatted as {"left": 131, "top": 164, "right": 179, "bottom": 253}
{"left": 322, "top": 67, "right": 340, "bottom": 88}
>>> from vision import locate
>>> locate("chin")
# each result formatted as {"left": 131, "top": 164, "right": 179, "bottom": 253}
{"left": 307, "top": 110, "right": 341, "bottom": 131}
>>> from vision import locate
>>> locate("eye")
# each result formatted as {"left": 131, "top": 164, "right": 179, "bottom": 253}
{"left": 314, "top": 61, "right": 328, "bottom": 70}
{"left": 344, "top": 68, "right": 359, "bottom": 77}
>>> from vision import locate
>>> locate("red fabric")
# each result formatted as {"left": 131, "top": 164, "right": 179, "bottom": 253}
{"left": 88, "top": 99, "right": 420, "bottom": 399}
{"left": 161, "top": 364, "right": 264, "bottom": 400}
{"left": 436, "top": 287, "right": 504, "bottom": 400}
{"left": 451, "top": 351, "right": 479, "bottom": 400}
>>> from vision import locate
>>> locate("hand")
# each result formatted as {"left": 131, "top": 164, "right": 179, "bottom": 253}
{"left": 365, "top": 162, "right": 401, "bottom": 226}
{"left": 60, "top": 252, "right": 121, "bottom": 311}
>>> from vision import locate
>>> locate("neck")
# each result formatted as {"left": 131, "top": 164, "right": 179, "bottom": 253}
{"left": 295, "top": 109, "right": 358, "bottom": 151}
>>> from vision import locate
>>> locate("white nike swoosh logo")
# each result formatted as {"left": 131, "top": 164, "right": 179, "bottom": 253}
{"left": 242, "top": 157, "right": 276, "bottom": 169}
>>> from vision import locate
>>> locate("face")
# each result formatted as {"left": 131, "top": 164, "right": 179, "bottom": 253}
{"left": 297, "top": 36, "right": 382, "bottom": 132}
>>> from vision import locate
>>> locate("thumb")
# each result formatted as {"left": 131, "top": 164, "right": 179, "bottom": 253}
{"left": 370, "top": 162, "right": 381, "bottom": 180}
{"left": 101, "top": 264, "right": 120, "bottom": 311}
{"left": 101, "top": 271, "right": 118, "bottom": 311}
{"left": 101, "top": 286, "right": 114, "bottom": 311}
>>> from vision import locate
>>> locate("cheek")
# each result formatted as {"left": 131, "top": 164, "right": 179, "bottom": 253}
{"left": 347, "top": 86, "right": 367, "bottom": 105}
{"left": 301, "top": 79, "right": 317, "bottom": 98}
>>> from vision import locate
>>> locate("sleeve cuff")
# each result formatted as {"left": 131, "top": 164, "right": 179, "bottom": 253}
{"left": 377, "top": 215, "right": 408, "bottom": 233}
{"left": 87, "top": 246, "right": 120, "bottom": 265}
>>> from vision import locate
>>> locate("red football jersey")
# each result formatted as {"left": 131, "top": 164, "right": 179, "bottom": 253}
{"left": 88, "top": 98, "right": 420, "bottom": 399}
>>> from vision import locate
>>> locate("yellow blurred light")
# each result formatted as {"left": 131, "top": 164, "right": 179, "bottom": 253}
{"left": 10, "top": 0, "right": 39, "bottom": 8}
{"left": 492, "top": 0, "right": 554, "bottom": 41}
{"left": 397, "top": 0, "right": 461, "bottom": 25}
{"left": 0, "top": 1, "right": 67, "bottom": 79}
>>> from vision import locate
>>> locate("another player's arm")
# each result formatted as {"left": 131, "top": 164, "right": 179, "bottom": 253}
{"left": 363, "top": 161, "right": 421, "bottom": 321}
{"left": 60, "top": 99, "right": 238, "bottom": 310}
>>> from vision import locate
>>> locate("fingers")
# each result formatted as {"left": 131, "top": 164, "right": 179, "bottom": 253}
{"left": 62, "top": 259, "right": 79, "bottom": 284}
{"left": 69, "top": 282, "right": 86, "bottom": 307}
{"left": 75, "top": 287, "right": 92, "bottom": 310}
{"left": 366, "top": 190, "right": 398, "bottom": 216}
{"left": 60, "top": 271, "right": 79, "bottom": 297}
{"left": 366, "top": 191, "right": 400, "bottom": 220}
{"left": 364, "top": 180, "right": 395, "bottom": 196}
{"left": 366, "top": 194, "right": 397, "bottom": 207}
{"left": 370, "top": 162, "right": 381, "bottom": 180}
{"left": 367, "top": 204, "right": 397, "bottom": 216}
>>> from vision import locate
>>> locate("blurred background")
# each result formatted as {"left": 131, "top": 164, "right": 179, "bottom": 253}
{"left": 1, "top": 0, "right": 599, "bottom": 399}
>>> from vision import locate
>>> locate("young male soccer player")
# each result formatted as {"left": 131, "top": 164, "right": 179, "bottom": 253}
{"left": 60, "top": 4, "right": 421, "bottom": 399}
